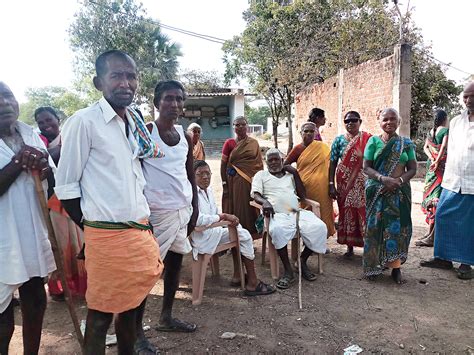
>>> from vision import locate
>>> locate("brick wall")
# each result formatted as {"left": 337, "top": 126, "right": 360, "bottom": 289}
{"left": 295, "top": 45, "right": 411, "bottom": 146}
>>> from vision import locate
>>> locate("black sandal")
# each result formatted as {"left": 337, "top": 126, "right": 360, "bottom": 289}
{"left": 244, "top": 281, "right": 276, "bottom": 296}
{"left": 301, "top": 269, "right": 318, "bottom": 281}
{"left": 134, "top": 338, "right": 160, "bottom": 355}
{"left": 156, "top": 318, "right": 197, "bottom": 333}
{"left": 276, "top": 275, "right": 295, "bottom": 289}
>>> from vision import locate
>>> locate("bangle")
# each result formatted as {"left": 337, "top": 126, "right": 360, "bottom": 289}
{"left": 399, "top": 177, "right": 404, "bottom": 184}
{"left": 377, "top": 174, "right": 383, "bottom": 182}
{"left": 329, "top": 182, "right": 334, "bottom": 185}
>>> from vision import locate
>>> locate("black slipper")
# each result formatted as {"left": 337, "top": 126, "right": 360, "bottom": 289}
{"left": 134, "top": 338, "right": 160, "bottom": 355}
{"left": 301, "top": 269, "right": 318, "bottom": 281}
{"left": 244, "top": 281, "right": 276, "bottom": 296}
{"left": 420, "top": 258, "right": 453, "bottom": 270}
{"left": 276, "top": 275, "right": 296, "bottom": 289}
{"left": 156, "top": 318, "right": 197, "bottom": 333}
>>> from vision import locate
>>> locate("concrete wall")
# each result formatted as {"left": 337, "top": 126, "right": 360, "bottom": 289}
{"left": 295, "top": 44, "right": 412, "bottom": 145}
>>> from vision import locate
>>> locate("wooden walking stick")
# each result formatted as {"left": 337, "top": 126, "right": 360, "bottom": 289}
{"left": 32, "top": 171, "right": 85, "bottom": 353}
{"left": 295, "top": 209, "right": 302, "bottom": 310}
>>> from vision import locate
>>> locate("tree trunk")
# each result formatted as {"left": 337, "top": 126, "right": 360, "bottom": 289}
{"left": 149, "top": 101, "right": 155, "bottom": 121}
{"left": 272, "top": 119, "right": 279, "bottom": 149}
{"left": 287, "top": 110, "right": 293, "bottom": 154}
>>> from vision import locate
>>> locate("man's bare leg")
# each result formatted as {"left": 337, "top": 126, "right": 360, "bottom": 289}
{"left": 157, "top": 251, "right": 196, "bottom": 332}
{"left": 134, "top": 298, "right": 158, "bottom": 354}
{"left": 230, "top": 248, "right": 243, "bottom": 284}
{"left": 18, "top": 277, "right": 47, "bottom": 354}
{"left": 115, "top": 306, "right": 137, "bottom": 355}
{"left": 276, "top": 246, "right": 294, "bottom": 279}
{"left": 84, "top": 310, "right": 113, "bottom": 355}
{"left": 0, "top": 302, "right": 14, "bottom": 354}
{"left": 241, "top": 256, "right": 257, "bottom": 289}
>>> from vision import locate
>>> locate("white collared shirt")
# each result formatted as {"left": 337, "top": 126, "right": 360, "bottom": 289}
{"left": 55, "top": 97, "right": 150, "bottom": 222}
{"left": 441, "top": 110, "right": 474, "bottom": 194}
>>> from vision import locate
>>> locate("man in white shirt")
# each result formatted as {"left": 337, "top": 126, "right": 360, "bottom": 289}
{"left": 251, "top": 149, "right": 327, "bottom": 289}
{"left": 421, "top": 82, "right": 474, "bottom": 280}
{"left": 191, "top": 159, "right": 275, "bottom": 296}
{"left": 0, "top": 82, "right": 56, "bottom": 354}
{"left": 55, "top": 50, "right": 163, "bottom": 354}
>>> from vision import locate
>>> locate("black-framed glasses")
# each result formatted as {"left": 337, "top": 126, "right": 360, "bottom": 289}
{"left": 233, "top": 123, "right": 247, "bottom": 127}
{"left": 303, "top": 129, "right": 315, "bottom": 133}
{"left": 344, "top": 118, "right": 360, "bottom": 124}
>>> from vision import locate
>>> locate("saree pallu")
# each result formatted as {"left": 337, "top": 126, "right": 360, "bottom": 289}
{"left": 84, "top": 223, "right": 163, "bottom": 313}
{"left": 297, "top": 141, "right": 336, "bottom": 237}
{"left": 336, "top": 132, "right": 371, "bottom": 247}
{"left": 363, "top": 137, "right": 413, "bottom": 276}
{"left": 421, "top": 131, "right": 447, "bottom": 225}
{"left": 223, "top": 137, "right": 263, "bottom": 237}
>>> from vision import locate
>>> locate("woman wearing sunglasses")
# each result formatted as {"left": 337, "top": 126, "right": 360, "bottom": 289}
{"left": 328, "top": 111, "right": 371, "bottom": 258}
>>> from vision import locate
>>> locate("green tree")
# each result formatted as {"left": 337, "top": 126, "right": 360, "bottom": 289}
{"left": 18, "top": 86, "right": 88, "bottom": 125}
{"left": 245, "top": 104, "right": 270, "bottom": 129}
{"left": 69, "top": 0, "right": 182, "bottom": 115}
{"left": 180, "top": 69, "right": 223, "bottom": 93}
{"left": 223, "top": 1, "right": 461, "bottom": 153}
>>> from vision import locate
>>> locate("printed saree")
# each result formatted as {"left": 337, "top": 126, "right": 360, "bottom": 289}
{"left": 223, "top": 137, "right": 263, "bottom": 236}
{"left": 421, "top": 128, "right": 448, "bottom": 225}
{"left": 297, "top": 140, "right": 335, "bottom": 237}
{"left": 336, "top": 132, "right": 371, "bottom": 247}
{"left": 363, "top": 136, "right": 413, "bottom": 276}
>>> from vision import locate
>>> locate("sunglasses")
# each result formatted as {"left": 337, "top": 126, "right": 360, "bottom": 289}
{"left": 233, "top": 123, "right": 247, "bottom": 127}
{"left": 344, "top": 118, "right": 360, "bottom": 124}
{"left": 303, "top": 129, "right": 315, "bottom": 133}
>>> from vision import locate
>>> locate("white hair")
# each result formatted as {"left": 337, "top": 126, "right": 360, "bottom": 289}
{"left": 265, "top": 147, "right": 283, "bottom": 160}
{"left": 379, "top": 107, "right": 401, "bottom": 120}
{"left": 187, "top": 122, "right": 202, "bottom": 132}
{"left": 300, "top": 121, "right": 316, "bottom": 133}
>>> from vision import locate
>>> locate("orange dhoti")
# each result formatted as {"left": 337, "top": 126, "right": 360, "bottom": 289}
{"left": 84, "top": 225, "right": 163, "bottom": 314}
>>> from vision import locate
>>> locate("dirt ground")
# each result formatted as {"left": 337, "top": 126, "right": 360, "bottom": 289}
{"left": 9, "top": 158, "right": 474, "bottom": 354}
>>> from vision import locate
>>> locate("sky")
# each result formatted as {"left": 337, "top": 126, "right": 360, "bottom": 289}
{"left": 0, "top": 0, "right": 473, "bottom": 103}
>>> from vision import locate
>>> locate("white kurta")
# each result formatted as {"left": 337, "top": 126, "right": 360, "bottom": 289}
{"left": 251, "top": 170, "right": 327, "bottom": 253}
{"left": 0, "top": 121, "right": 56, "bottom": 313}
{"left": 191, "top": 187, "right": 254, "bottom": 261}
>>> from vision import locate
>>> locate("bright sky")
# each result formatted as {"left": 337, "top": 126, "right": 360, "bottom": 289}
{"left": 0, "top": 0, "right": 472, "bottom": 103}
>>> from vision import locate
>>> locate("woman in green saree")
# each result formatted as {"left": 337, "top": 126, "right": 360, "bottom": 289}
{"left": 362, "top": 108, "right": 417, "bottom": 284}
{"left": 416, "top": 110, "right": 449, "bottom": 247}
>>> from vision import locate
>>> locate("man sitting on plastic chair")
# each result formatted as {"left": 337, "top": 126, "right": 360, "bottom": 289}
{"left": 251, "top": 148, "right": 327, "bottom": 290}
{"left": 191, "top": 160, "right": 275, "bottom": 296}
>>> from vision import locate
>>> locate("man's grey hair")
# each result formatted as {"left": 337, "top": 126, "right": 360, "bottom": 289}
{"left": 265, "top": 147, "right": 283, "bottom": 160}
{"left": 379, "top": 107, "right": 401, "bottom": 121}
{"left": 187, "top": 122, "right": 202, "bottom": 132}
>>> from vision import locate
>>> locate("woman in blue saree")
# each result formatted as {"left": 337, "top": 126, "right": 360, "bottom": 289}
{"left": 362, "top": 108, "right": 417, "bottom": 284}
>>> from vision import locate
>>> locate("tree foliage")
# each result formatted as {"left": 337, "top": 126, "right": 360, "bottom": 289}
{"left": 179, "top": 69, "right": 224, "bottom": 93}
{"left": 223, "top": 0, "right": 461, "bottom": 152}
{"left": 245, "top": 104, "right": 271, "bottom": 129}
{"left": 69, "top": 0, "right": 182, "bottom": 111}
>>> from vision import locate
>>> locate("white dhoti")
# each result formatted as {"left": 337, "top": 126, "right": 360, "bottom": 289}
{"left": 149, "top": 206, "right": 193, "bottom": 259}
{"left": 268, "top": 210, "right": 327, "bottom": 253}
{"left": 191, "top": 224, "right": 255, "bottom": 261}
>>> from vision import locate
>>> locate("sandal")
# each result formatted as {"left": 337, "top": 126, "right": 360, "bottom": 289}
{"left": 420, "top": 258, "right": 453, "bottom": 270}
{"left": 155, "top": 318, "right": 197, "bottom": 333}
{"left": 415, "top": 238, "right": 433, "bottom": 247}
{"left": 276, "top": 275, "right": 295, "bottom": 289}
{"left": 134, "top": 338, "right": 160, "bottom": 355}
{"left": 244, "top": 281, "right": 276, "bottom": 296}
{"left": 457, "top": 267, "right": 473, "bottom": 280}
{"left": 301, "top": 269, "right": 318, "bottom": 282}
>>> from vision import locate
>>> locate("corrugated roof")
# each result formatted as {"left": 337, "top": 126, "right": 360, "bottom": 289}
{"left": 188, "top": 92, "right": 244, "bottom": 97}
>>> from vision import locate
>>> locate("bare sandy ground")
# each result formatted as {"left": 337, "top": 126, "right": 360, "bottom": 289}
{"left": 8, "top": 158, "right": 473, "bottom": 354}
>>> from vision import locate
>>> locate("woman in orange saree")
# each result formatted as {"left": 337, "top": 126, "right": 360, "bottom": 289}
{"left": 221, "top": 116, "right": 263, "bottom": 237}
{"left": 285, "top": 122, "right": 335, "bottom": 237}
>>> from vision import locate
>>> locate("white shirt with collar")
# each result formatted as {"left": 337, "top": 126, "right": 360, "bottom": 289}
{"left": 55, "top": 97, "right": 150, "bottom": 222}
{"left": 0, "top": 121, "right": 56, "bottom": 309}
{"left": 441, "top": 110, "right": 474, "bottom": 194}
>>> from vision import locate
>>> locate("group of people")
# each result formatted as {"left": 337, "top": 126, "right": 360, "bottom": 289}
{"left": 1, "top": 47, "right": 473, "bottom": 354}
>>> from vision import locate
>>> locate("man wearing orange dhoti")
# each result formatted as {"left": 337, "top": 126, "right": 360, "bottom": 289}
{"left": 55, "top": 50, "right": 164, "bottom": 355}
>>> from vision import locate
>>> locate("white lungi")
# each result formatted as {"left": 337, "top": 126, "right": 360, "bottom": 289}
{"left": 269, "top": 210, "right": 327, "bottom": 253}
{"left": 149, "top": 206, "right": 193, "bottom": 259}
{"left": 191, "top": 224, "right": 255, "bottom": 261}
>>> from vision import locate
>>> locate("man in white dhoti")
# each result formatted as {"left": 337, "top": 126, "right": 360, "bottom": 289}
{"left": 0, "top": 82, "right": 56, "bottom": 354}
{"left": 251, "top": 148, "right": 327, "bottom": 289}
{"left": 192, "top": 160, "right": 275, "bottom": 296}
